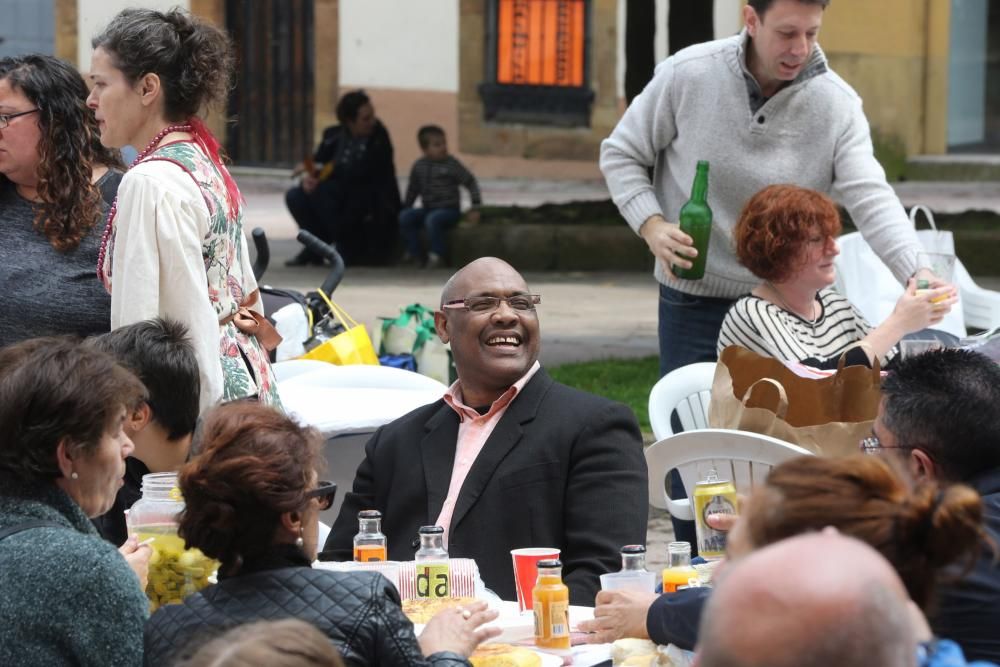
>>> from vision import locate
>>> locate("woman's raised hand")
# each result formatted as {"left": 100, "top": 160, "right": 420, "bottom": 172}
{"left": 891, "top": 279, "right": 957, "bottom": 333}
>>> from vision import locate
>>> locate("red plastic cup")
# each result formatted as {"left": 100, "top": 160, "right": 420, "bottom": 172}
{"left": 510, "top": 547, "right": 561, "bottom": 612}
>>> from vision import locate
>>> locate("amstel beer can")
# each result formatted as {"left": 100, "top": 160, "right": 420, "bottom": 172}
{"left": 692, "top": 470, "right": 738, "bottom": 559}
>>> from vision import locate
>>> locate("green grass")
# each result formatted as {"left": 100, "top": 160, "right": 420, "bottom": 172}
{"left": 549, "top": 355, "right": 660, "bottom": 433}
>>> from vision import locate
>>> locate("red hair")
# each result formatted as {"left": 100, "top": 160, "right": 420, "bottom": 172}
{"left": 734, "top": 184, "right": 842, "bottom": 282}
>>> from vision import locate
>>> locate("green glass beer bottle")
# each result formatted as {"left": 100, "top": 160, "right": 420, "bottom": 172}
{"left": 672, "top": 161, "right": 712, "bottom": 280}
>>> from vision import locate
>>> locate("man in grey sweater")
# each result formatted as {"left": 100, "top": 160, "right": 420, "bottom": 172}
{"left": 601, "top": 0, "right": 947, "bottom": 379}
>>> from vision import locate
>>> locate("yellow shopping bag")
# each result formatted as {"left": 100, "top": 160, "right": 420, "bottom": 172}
{"left": 300, "top": 290, "right": 380, "bottom": 366}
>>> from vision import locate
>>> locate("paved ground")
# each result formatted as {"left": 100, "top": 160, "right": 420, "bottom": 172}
{"left": 241, "top": 174, "right": 999, "bottom": 570}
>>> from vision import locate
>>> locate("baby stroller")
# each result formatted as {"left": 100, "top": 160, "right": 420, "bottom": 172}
{"left": 251, "top": 228, "right": 347, "bottom": 362}
{"left": 250, "top": 229, "right": 447, "bottom": 526}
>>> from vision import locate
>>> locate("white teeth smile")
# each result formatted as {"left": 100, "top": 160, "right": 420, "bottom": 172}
{"left": 487, "top": 336, "right": 520, "bottom": 346}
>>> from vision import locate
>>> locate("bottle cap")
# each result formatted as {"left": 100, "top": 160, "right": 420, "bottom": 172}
{"left": 358, "top": 509, "right": 382, "bottom": 519}
{"left": 537, "top": 559, "right": 562, "bottom": 569}
{"left": 620, "top": 544, "right": 646, "bottom": 555}
{"left": 418, "top": 525, "right": 444, "bottom": 535}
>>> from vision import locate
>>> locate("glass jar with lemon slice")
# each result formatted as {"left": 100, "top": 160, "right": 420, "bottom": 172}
{"left": 127, "top": 472, "right": 218, "bottom": 612}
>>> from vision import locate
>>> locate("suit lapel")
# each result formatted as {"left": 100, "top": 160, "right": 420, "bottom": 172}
{"left": 421, "top": 403, "right": 460, "bottom": 524}
{"left": 449, "top": 370, "right": 553, "bottom": 531}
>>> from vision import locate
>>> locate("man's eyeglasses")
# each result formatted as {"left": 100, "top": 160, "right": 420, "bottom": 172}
{"left": 0, "top": 109, "right": 40, "bottom": 129}
{"left": 305, "top": 480, "right": 337, "bottom": 510}
{"left": 859, "top": 435, "right": 917, "bottom": 455}
{"left": 441, "top": 294, "right": 541, "bottom": 313}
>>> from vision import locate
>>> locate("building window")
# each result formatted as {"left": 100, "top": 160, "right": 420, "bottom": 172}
{"left": 479, "top": 0, "right": 594, "bottom": 127}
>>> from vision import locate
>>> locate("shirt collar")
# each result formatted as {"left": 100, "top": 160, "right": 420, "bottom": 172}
{"left": 443, "top": 360, "right": 542, "bottom": 422}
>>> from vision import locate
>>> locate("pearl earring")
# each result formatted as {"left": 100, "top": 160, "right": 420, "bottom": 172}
{"left": 295, "top": 534, "right": 304, "bottom": 548}
{"left": 70, "top": 472, "right": 79, "bottom": 480}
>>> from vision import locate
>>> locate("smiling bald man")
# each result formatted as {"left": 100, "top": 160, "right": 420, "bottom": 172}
{"left": 321, "top": 258, "right": 648, "bottom": 604}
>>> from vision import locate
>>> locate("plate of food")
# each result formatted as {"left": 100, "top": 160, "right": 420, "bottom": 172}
{"left": 469, "top": 643, "right": 563, "bottom": 667}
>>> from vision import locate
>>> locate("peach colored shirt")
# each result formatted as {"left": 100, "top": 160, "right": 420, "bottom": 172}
{"left": 434, "top": 360, "right": 542, "bottom": 547}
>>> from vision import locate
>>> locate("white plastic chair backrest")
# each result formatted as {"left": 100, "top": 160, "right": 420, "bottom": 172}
{"left": 954, "top": 258, "right": 1000, "bottom": 331}
{"left": 645, "top": 429, "right": 812, "bottom": 520}
{"left": 648, "top": 362, "right": 716, "bottom": 440}
{"left": 282, "top": 363, "right": 448, "bottom": 392}
{"left": 272, "top": 359, "right": 340, "bottom": 383}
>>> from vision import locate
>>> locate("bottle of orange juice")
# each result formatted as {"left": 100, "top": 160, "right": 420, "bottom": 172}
{"left": 353, "top": 510, "right": 387, "bottom": 562}
{"left": 661, "top": 541, "right": 698, "bottom": 593}
{"left": 533, "top": 559, "right": 571, "bottom": 650}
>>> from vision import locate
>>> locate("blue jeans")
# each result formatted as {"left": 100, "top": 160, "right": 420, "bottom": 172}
{"left": 398, "top": 207, "right": 462, "bottom": 258}
{"left": 658, "top": 283, "right": 735, "bottom": 553}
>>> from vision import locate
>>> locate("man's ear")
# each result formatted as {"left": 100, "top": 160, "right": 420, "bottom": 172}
{"left": 743, "top": 4, "right": 760, "bottom": 37}
{"left": 127, "top": 402, "right": 153, "bottom": 437}
{"left": 434, "top": 310, "right": 450, "bottom": 344}
{"left": 137, "top": 72, "right": 162, "bottom": 108}
{"left": 910, "top": 449, "right": 937, "bottom": 481}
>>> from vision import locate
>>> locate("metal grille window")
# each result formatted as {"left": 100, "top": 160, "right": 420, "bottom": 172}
{"left": 480, "top": 0, "right": 594, "bottom": 127}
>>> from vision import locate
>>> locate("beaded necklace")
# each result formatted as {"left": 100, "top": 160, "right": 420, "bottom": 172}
{"left": 95, "top": 123, "right": 193, "bottom": 284}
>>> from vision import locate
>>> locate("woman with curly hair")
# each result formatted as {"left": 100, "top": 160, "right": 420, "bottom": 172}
{"left": 0, "top": 54, "right": 123, "bottom": 347}
{"left": 87, "top": 8, "right": 279, "bottom": 413}
{"left": 717, "top": 184, "right": 957, "bottom": 368}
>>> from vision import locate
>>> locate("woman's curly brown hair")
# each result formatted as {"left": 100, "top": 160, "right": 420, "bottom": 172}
{"left": 744, "top": 454, "right": 986, "bottom": 610}
{"left": 734, "top": 184, "right": 842, "bottom": 283}
{"left": 92, "top": 7, "right": 234, "bottom": 121}
{"left": 0, "top": 55, "right": 117, "bottom": 252}
{"left": 177, "top": 403, "right": 323, "bottom": 576}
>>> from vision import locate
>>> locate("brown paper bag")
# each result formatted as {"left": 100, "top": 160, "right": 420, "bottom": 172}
{"left": 707, "top": 345, "right": 882, "bottom": 457}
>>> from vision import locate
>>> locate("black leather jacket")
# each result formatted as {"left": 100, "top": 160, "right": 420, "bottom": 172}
{"left": 144, "top": 545, "right": 469, "bottom": 667}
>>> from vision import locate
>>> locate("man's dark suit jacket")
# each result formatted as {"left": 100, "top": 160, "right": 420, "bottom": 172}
{"left": 320, "top": 369, "right": 648, "bottom": 605}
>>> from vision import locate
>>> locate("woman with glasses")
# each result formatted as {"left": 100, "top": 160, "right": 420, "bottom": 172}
{"left": 87, "top": 8, "right": 280, "bottom": 414}
{"left": 145, "top": 402, "right": 499, "bottom": 667}
{"left": 0, "top": 54, "right": 124, "bottom": 348}
{"left": 717, "top": 184, "right": 956, "bottom": 369}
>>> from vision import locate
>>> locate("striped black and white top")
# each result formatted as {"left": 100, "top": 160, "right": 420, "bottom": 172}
{"left": 403, "top": 156, "right": 482, "bottom": 210}
{"left": 717, "top": 288, "right": 887, "bottom": 370}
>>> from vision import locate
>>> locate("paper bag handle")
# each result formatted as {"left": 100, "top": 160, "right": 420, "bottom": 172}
{"left": 835, "top": 341, "right": 882, "bottom": 380}
{"left": 741, "top": 378, "right": 789, "bottom": 419}
{"left": 315, "top": 288, "right": 361, "bottom": 331}
{"left": 908, "top": 205, "right": 938, "bottom": 232}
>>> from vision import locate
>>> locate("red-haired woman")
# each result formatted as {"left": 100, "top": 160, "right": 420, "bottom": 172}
{"left": 717, "top": 184, "right": 956, "bottom": 368}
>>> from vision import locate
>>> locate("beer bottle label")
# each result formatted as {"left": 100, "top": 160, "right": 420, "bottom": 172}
{"left": 415, "top": 563, "right": 450, "bottom": 598}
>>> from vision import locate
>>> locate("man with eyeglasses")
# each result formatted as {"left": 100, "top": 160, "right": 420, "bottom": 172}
{"left": 866, "top": 348, "right": 1000, "bottom": 664}
{"left": 321, "top": 257, "right": 648, "bottom": 605}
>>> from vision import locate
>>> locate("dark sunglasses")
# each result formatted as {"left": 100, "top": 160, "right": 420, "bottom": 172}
{"left": 305, "top": 480, "right": 337, "bottom": 510}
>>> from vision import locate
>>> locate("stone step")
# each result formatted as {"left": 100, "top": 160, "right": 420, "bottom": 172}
{"left": 906, "top": 155, "right": 1000, "bottom": 182}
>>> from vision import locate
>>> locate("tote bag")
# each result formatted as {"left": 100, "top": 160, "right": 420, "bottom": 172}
{"left": 835, "top": 205, "right": 964, "bottom": 338}
{"left": 707, "top": 345, "right": 882, "bottom": 457}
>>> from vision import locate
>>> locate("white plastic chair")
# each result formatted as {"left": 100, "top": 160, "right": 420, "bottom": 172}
{"left": 648, "top": 362, "right": 716, "bottom": 440}
{"left": 954, "top": 259, "right": 1000, "bottom": 331}
{"left": 645, "top": 428, "right": 812, "bottom": 520}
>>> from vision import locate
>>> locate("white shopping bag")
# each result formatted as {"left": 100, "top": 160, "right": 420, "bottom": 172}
{"left": 834, "top": 205, "right": 965, "bottom": 339}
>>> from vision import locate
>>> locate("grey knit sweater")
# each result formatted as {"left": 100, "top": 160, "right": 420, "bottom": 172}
{"left": 0, "top": 475, "right": 147, "bottom": 666}
{"left": 601, "top": 31, "right": 922, "bottom": 298}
